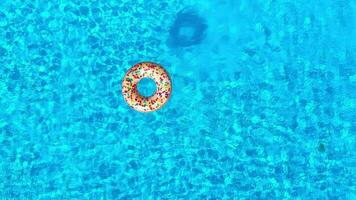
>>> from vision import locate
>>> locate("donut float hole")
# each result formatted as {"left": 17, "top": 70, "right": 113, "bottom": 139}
{"left": 137, "top": 77, "right": 157, "bottom": 97}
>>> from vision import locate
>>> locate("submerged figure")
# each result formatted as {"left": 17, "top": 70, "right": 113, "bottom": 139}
{"left": 168, "top": 9, "right": 207, "bottom": 48}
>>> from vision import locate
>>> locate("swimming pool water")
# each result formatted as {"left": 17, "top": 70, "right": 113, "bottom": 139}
{"left": 0, "top": 0, "right": 355, "bottom": 199}
{"left": 136, "top": 77, "right": 157, "bottom": 98}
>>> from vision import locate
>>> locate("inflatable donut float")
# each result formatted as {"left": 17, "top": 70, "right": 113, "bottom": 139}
{"left": 122, "top": 62, "right": 172, "bottom": 112}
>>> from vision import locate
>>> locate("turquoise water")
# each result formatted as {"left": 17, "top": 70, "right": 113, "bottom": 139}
{"left": 137, "top": 78, "right": 157, "bottom": 98}
{"left": 0, "top": 0, "right": 355, "bottom": 199}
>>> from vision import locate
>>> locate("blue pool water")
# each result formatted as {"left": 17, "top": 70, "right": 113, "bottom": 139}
{"left": 0, "top": 0, "right": 355, "bottom": 199}
{"left": 136, "top": 78, "right": 157, "bottom": 98}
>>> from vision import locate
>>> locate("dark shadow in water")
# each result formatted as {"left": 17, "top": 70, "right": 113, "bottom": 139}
{"left": 168, "top": 8, "right": 207, "bottom": 48}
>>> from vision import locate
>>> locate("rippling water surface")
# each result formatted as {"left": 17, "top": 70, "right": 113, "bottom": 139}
{"left": 0, "top": 0, "right": 355, "bottom": 199}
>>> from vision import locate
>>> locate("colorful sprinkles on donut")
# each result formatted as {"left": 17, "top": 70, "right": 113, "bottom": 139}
{"left": 122, "top": 62, "right": 172, "bottom": 112}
